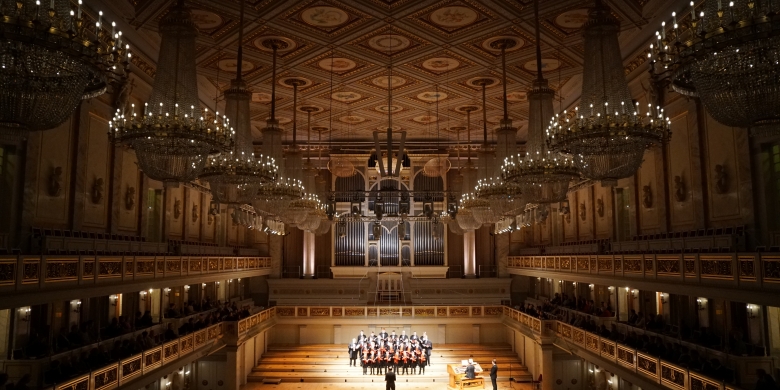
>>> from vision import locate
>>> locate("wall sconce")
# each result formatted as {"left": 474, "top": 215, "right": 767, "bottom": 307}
{"left": 747, "top": 304, "right": 758, "bottom": 319}
{"left": 72, "top": 300, "right": 81, "bottom": 313}
{"left": 660, "top": 293, "right": 669, "bottom": 304}
{"left": 607, "top": 286, "right": 614, "bottom": 295}
{"left": 216, "top": 281, "right": 220, "bottom": 286}
{"left": 163, "top": 288, "right": 171, "bottom": 296}
{"left": 140, "top": 290, "right": 147, "bottom": 297}
{"left": 625, "top": 287, "right": 630, "bottom": 292}
{"left": 201, "top": 283, "right": 206, "bottom": 287}
{"left": 19, "top": 307, "right": 31, "bottom": 321}
{"left": 148, "top": 288, "right": 153, "bottom": 295}
{"left": 696, "top": 298, "right": 707, "bottom": 311}
{"left": 630, "top": 289, "right": 638, "bottom": 296}
{"left": 109, "top": 295, "right": 118, "bottom": 307}
{"left": 237, "top": 278, "right": 241, "bottom": 282}
{"left": 184, "top": 285, "right": 190, "bottom": 292}
{"left": 589, "top": 284, "right": 594, "bottom": 289}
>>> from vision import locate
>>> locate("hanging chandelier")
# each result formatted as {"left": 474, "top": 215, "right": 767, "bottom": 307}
{"left": 650, "top": 1, "right": 780, "bottom": 130}
{"left": 469, "top": 78, "right": 500, "bottom": 225}
{"left": 253, "top": 177, "right": 304, "bottom": 213}
{"left": 456, "top": 193, "right": 485, "bottom": 230}
{"left": 253, "top": 39, "right": 303, "bottom": 217}
{"left": 546, "top": 0, "right": 670, "bottom": 183}
{"left": 200, "top": 3, "right": 277, "bottom": 205}
{"left": 474, "top": 38, "right": 523, "bottom": 217}
{"left": 111, "top": 0, "right": 232, "bottom": 182}
{"left": 0, "top": 0, "right": 127, "bottom": 140}
{"left": 502, "top": 0, "right": 579, "bottom": 204}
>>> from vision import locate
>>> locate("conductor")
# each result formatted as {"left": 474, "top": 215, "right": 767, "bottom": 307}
{"left": 385, "top": 367, "right": 397, "bottom": 390}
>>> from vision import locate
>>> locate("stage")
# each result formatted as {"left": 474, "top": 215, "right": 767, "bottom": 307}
{"left": 247, "top": 343, "right": 532, "bottom": 389}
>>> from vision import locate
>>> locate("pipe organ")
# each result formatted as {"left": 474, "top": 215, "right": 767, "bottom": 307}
{"left": 331, "top": 163, "right": 449, "bottom": 267}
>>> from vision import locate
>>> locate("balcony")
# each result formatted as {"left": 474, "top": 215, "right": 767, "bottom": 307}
{"left": 0, "top": 255, "right": 272, "bottom": 309}
{"left": 506, "top": 253, "right": 780, "bottom": 306}
{"left": 21, "top": 307, "right": 277, "bottom": 390}
{"left": 503, "top": 307, "right": 761, "bottom": 390}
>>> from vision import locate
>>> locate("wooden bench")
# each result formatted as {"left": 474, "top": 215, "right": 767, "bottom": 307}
{"left": 459, "top": 376, "right": 485, "bottom": 389}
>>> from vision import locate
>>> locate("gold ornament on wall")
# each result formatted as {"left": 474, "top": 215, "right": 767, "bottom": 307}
{"left": 596, "top": 198, "right": 604, "bottom": 217}
{"left": 173, "top": 199, "right": 182, "bottom": 219}
{"left": 91, "top": 178, "right": 104, "bottom": 204}
{"left": 642, "top": 185, "right": 653, "bottom": 208}
{"left": 191, "top": 204, "right": 200, "bottom": 223}
{"left": 674, "top": 175, "right": 686, "bottom": 202}
{"left": 715, "top": 164, "right": 729, "bottom": 194}
{"left": 125, "top": 186, "right": 135, "bottom": 210}
{"left": 579, "top": 202, "right": 586, "bottom": 221}
{"left": 48, "top": 166, "right": 63, "bottom": 197}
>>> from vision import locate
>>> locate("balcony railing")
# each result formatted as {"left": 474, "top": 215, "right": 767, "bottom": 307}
{"left": 503, "top": 306, "right": 759, "bottom": 390}
{"left": 507, "top": 253, "right": 780, "bottom": 289}
{"left": 43, "top": 307, "right": 276, "bottom": 390}
{"left": 0, "top": 255, "right": 271, "bottom": 291}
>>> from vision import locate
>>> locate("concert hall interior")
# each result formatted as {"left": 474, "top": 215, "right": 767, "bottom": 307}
{"left": 0, "top": 0, "right": 779, "bottom": 390}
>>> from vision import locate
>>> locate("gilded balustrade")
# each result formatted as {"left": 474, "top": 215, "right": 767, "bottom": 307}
{"left": 502, "top": 306, "right": 749, "bottom": 390}
{"left": 45, "top": 307, "right": 276, "bottom": 390}
{"left": 507, "top": 253, "right": 780, "bottom": 291}
{"left": 0, "top": 255, "right": 271, "bottom": 292}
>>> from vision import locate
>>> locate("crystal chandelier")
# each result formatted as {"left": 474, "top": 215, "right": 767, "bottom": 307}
{"left": 253, "top": 39, "right": 303, "bottom": 217}
{"left": 650, "top": 0, "right": 780, "bottom": 130}
{"left": 502, "top": 0, "right": 579, "bottom": 204}
{"left": 546, "top": 0, "right": 670, "bottom": 183}
{"left": 111, "top": 0, "right": 232, "bottom": 182}
{"left": 474, "top": 38, "right": 523, "bottom": 217}
{"left": 470, "top": 78, "right": 500, "bottom": 225}
{"left": 200, "top": 4, "right": 277, "bottom": 205}
{"left": 286, "top": 193, "right": 321, "bottom": 226}
{"left": 328, "top": 158, "right": 355, "bottom": 177}
{"left": 475, "top": 177, "right": 522, "bottom": 216}
{"left": 253, "top": 177, "right": 304, "bottom": 213}
{"left": 0, "top": 0, "right": 127, "bottom": 140}
{"left": 422, "top": 86, "right": 451, "bottom": 178}
{"left": 456, "top": 193, "right": 484, "bottom": 231}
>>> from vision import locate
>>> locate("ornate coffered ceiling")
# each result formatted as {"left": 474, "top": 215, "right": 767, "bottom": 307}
{"left": 104, "top": 0, "right": 670, "bottom": 152}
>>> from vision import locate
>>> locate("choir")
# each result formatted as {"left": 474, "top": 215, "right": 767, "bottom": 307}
{"left": 347, "top": 329, "right": 433, "bottom": 376}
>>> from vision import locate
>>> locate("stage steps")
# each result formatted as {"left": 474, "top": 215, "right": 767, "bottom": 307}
{"left": 249, "top": 343, "right": 532, "bottom": 384}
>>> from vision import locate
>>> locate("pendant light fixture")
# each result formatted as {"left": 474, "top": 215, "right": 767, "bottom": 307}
{"left": 502, "top": 0, "right": 579, "bottom": 204}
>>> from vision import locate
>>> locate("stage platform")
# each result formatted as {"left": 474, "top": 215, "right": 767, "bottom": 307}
{"left": 248, "top": 343, "right": 532, "bottom": 386}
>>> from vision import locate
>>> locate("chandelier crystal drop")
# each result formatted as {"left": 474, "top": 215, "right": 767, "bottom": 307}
{"left": 0, "top": 0, "right": 128, "bottom": 140}
{"left": 111, "top": 0, "right": 232, "bottom": 182}
{"left": 546, "top": 1, "right": 670, "bottom": 182}
{"left": 650, "top": 0, "right": 780, "bottom": 130}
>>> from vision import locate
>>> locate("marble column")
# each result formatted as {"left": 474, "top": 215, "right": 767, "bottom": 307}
{"left": 224, "top": 345, "right": 241, "bottom": 390}
{"left": 464, "top": 230, "right": 476, "bottom": 277}
{"left": 541, "top": 344, "right": 554, "bottom": 390}
{"left": 303, "top": 230, "right": 315, "bottom": 278}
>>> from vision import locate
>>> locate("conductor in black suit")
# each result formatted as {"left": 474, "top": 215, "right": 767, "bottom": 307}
{"left": 385, "top": 367, "right": 397, "bottom": 390}
{"left": 490, "top": 359, "right": 498, "bottom": 390}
